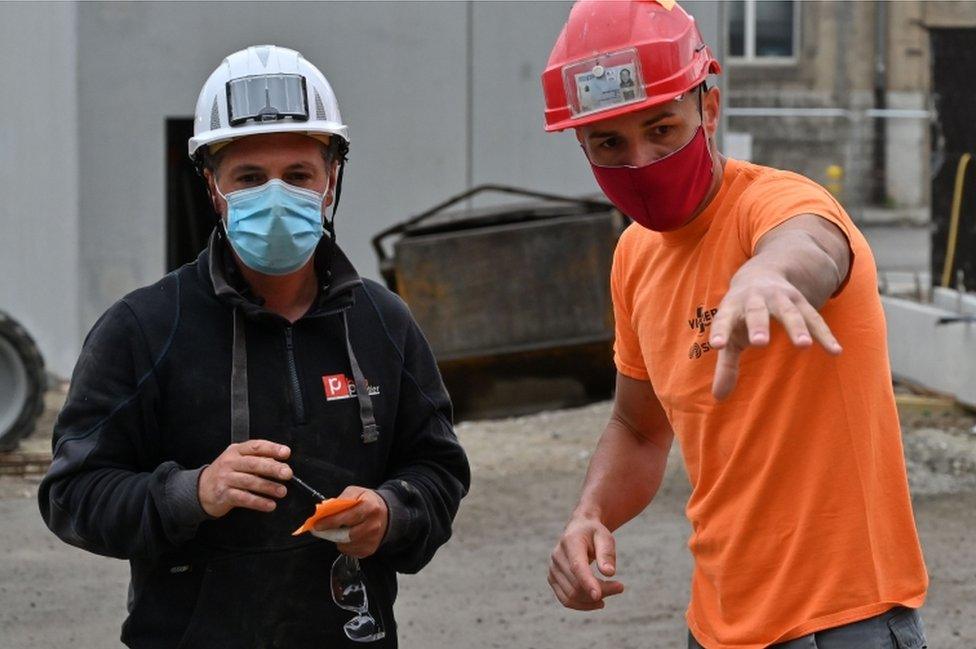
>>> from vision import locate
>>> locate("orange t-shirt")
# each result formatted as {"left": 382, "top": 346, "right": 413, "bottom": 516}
{"left": 611, "top": 158, "right": 928, "bottom": 648}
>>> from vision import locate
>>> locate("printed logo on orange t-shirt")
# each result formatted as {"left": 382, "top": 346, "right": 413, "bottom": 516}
{"left": 687, "top": 304, "right": 718, "bottom": 359}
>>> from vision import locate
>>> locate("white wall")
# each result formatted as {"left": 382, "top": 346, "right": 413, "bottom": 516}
{"left": 1, "top": 0, "right": 722, "bottom": 377}
{"left": 470, "top": 1, "right": 595, "bottom": 197}
{"left": 0, "top": 2, "right": 79, "bottom": 377}
{"left": 470, "top": 0, "right": 722, "bottom": 196}
{"left": 75, "top": 1, "right": 473, "bottom": 333}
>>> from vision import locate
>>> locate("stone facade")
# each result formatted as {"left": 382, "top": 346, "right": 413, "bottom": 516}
{"left": 724, "top": 1, "right": 976, "bottom": 217}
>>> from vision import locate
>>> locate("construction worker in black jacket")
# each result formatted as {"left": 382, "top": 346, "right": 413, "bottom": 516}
{"left": 38, "top": 45, "right": 470, "bottom": 648}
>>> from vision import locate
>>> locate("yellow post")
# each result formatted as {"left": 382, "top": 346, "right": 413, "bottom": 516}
{"left": 941, "top": 153, "right": 972, "bottom": 288}
{"left": 825, "top": 165, "right": 844, "bottom": 198}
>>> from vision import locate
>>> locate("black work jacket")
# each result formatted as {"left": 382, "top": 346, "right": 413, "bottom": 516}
{"left": 38, "top": 231, "right": 470, "bottom": 648}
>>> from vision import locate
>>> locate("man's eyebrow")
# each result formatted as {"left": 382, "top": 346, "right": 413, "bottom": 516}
{"left": 642, "top": 111, "right": 676, "bottom": 127}
{"left": 226, "top": 163, "right": 265, "bottom": 175}
{"left": 587, "top": 111, "right": 677, "bottom": 139}
{"left": 283, "top": 161, "right": 316, "bottom": 170}
{"left": 225, "top": 161, "right": 317, "bottom": 175}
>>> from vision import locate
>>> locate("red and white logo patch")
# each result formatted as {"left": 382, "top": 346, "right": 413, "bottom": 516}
{"left": 322, "top": 373, "right": 380, "bottom": 401}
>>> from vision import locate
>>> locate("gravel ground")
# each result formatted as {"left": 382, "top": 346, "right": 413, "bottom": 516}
{"left": 1, "top": 397, "right": 975, "bottom": 647}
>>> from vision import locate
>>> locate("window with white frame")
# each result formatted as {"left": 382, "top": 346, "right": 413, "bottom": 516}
{"left": 728, "top": 0, "right": 799, "bottom": 62}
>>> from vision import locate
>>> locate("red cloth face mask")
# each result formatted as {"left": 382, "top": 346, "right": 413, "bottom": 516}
{"left": 589, "top": 125, "right": 714, "bottom": 232}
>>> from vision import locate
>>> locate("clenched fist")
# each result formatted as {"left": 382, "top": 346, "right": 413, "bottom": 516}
{"left": 198, "top": 440, "right": 293, "bottom": 518}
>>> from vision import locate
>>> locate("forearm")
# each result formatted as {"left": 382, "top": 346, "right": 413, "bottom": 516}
{"left": 574, "top": 414, "right": 671, "bottom": 532}
{"left": 738, "top": 215, "right": 851, "bottom": 309}
{"left": 40, "top": 461, "right": 208, "bottom": 560}
{"left": 376, "top": 464, "right": 467, "bottom": 573}
{"left": 378, "top": 311, "right": 471, "bottom": 573}
{"left": 376, "top": 419, "right": 470, "bottom": 574}
{"left": 38, "top": 299, "right": 209, "bottom": 559}
{"left": 737, "top": 233, "right": 841, "bottom": 308}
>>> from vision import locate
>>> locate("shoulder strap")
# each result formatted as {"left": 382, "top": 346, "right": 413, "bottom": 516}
{"left": 230, "top": 308, "right": 250, "bottom": 443}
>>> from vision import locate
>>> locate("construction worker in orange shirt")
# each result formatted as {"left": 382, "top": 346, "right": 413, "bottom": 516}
{"left": 542, "top": 2, "right": 928, "bottom": 647}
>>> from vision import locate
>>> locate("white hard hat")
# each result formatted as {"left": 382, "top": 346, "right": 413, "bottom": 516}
{"left": 188, "top": 44, "right": 349, "bottom": 159}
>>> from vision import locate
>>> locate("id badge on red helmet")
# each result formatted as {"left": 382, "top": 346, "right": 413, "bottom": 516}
{"left": 562, "top": 48, "right": 646, "bottom": 118}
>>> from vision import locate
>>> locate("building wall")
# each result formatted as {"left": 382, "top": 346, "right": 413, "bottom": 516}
{"left": 469, "top": 0, "right": 723, "bottom": 199}
{"left": 921, "top": 0, "right": 976, "bottom": 29}
{"left": 884, "top": 1, "right": 929, "bottom": 209}
{"left": 2, "top": 0, "right": 721, "bottom": 378}
{"left": 72, "top": 1, "right": 626, "bottom": 341}
{"left": 915, "top": 1, "right": 976, "bottom": 208}
{"left": 726, "top": 2, "right": 875, "bottom": 211}
{"left": 0, "top": 2, "right": 80, "bottom": 377}
{"left": 725, "top": 0, "right": 976, "bottom": 215}
{"left": 471, "top": 1, "right": 594, "bottom": 201}
{"left": 881, "top": 1, "right": 976, "bottom": 210}
{"left": 74, "top": 1, "right": 479, "bottom": 338}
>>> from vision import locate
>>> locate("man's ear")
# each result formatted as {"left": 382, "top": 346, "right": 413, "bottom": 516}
{"left": 324, "top": 159, "right": 340, "bottom": 209}
{"left": 203, "top": 169, "right": 225, "bottom": 217}
{"left": 703, "top": 86, "right": 721, "bottom": 139}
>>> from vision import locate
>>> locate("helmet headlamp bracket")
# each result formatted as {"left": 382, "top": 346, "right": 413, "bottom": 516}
{"left": 225, "top": 74, "right": 310, "bottom": 127}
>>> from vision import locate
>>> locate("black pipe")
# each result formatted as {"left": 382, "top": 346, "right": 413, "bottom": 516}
{"left": 872, "top": 0, "right": 888, "bottom": 205}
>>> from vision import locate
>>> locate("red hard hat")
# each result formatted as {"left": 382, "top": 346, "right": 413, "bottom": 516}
{"left": 542, "top": 0, "right": 721, "bottom": 132}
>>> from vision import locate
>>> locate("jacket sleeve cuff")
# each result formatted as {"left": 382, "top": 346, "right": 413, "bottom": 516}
{"left": 376, "top": 486, "right": 411, "bottom": 549}
{"left": 164, "top": 466, "right": 211, "bottom": 528}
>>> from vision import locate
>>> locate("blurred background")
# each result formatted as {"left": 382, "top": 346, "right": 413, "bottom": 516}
{"left": 1, "top": 2, "right": 974, "bottom": 647}
{"left": 2, "top": 0, "right": 974, "bottom": 404}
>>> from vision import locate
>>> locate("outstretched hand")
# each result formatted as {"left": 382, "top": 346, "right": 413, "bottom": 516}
{"left": 709, "top": 268, "right": 842, "bottom": 400}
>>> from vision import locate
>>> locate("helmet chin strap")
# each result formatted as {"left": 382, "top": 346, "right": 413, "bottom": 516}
{"left": 697, "top": 83, "right": 705, "bottom": 125}
{"left": 325, "top": 159, "right": 345, "bottom": 244}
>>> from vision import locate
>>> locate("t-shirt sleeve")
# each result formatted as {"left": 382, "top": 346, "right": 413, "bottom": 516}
{"left": 738, "top": 171, "right": 856, "bottom": 291}
{"left": 610, "top": 237, "right": 650, "bottom": 381}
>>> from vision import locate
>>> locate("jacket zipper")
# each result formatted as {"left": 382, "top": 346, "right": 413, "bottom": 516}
{"left": 283, "top": 326, "right": 306, "bottom": 423}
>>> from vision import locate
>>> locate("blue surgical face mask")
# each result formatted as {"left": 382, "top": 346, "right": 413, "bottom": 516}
{"left": 216, "top": 179, "right": 325, "bottom": 276}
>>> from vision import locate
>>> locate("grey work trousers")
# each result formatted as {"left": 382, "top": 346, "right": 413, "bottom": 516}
{"left": 688, "top": 606, "right": 926, "bottom": 649}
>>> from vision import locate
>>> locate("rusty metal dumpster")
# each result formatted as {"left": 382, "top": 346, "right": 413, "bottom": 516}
{"left": 372, "top": 185, "right": 624, "bottom": 417}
